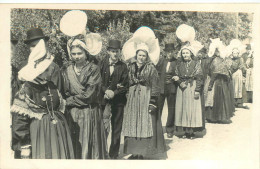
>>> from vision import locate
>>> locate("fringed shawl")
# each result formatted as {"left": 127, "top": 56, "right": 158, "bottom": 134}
{"left": 210, "top": 57, "right": 230, "bottom": 77}
{"left": 11, "top": 83, "right": 65, "bottom": 120}
{"left": 127, "top": 58, "right": 160, "bottom": 97}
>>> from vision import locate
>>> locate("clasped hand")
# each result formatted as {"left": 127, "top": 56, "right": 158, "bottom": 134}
{"left": 104, "top": 90, "right": 115, "bottom": 99}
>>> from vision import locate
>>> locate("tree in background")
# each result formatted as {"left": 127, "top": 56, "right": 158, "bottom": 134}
{"left": 11, "top": 9, "right": 253, "bottom": 69}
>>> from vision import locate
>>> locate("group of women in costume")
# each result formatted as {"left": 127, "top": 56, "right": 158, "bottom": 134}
{"left": 10, "top": 20, "right": 253, "bottom": 160}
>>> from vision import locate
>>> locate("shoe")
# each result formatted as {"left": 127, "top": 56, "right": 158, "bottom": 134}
{"left": 243, "top": 106, "right": 249, "bottom": 109}
{"left": 189, "top": 133, "right": 195, "bottom": 140}
{"left": 221, "top": 120, "right": 232, "bottom": 124}
{"left": 167, "top": 133, "right": 174, "bottom": 138}
{"left": 138, "top": 155, "right": 144, "bottom": 159}
{"left": 182, "top": 133, "right": 189, "bottom": 139}
{"left": 110, "top": 156, "right": 118, "bottom": 159}
{"left": 128, "top": 155, "right": 138, "bottom": 159}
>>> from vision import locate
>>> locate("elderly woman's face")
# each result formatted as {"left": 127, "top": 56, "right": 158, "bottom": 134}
{"left": 136, "top": 50, "right": 148, "bottom": 65}
{"left": 232, "top": 49, "right": 240, "bottom": 58}
{"left": 71, "top": 47, "right": 87, "bottom": 64}
{"left": 182, "top": 49, "right": 192, "bottom": 61}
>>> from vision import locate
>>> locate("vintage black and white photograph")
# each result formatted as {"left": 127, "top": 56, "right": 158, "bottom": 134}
{"left": 1, "top": 3, "right": 260, "bottom": 169}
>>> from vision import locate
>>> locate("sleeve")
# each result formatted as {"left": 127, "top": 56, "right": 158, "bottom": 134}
{"left": 194, "top": 62, "right": 204, "bottom": 92}
{"left": 66, "top": 65, "right": 102, "bottom": 107}
{"left": 230, "top": 60, "right": 239, "bottom": 74}
{"left": 208, "top": 73, "right": 217, "bottom": 90}
{"left": 174, "top": 64, "right": 184, "bottom": 86}
{"left": 99, "top": 59, "right": 108, "bottom": 93}
{"left": 11, "top": 85, "right": 32, "bottom": 151}
{"left": 168, "top": 61, "right": 179, "bottom": 85}
{"left": 113, "top": 64, "right": 129, "bottom": 96}
{"left": 155, "top": 57, "right": 164, "bottom": 73}
{"left": 149, "top": 65, "right": 160, "bottom": 106}
{"left": 11, "top": 113, "right": 31, "bottom": 151}
{"left": 50, "top": 63, "right": 63, "bottom": 92}
{"left": 60, "top": 66, "right": 70, "bottom": 99}
{"left": 239, "top": 58, "right": 246, "bottom": 76}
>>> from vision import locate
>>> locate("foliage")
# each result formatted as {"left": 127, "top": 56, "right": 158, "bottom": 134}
{"left": 11, "top": 9, "right": 253, "bottom": 69}
{"left": 98, "top": 18, "right": 133, "bottom": 61}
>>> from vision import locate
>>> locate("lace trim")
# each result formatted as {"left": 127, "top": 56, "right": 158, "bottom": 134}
{"left": 11, "top": 104, "right": 46, "bottom": 120}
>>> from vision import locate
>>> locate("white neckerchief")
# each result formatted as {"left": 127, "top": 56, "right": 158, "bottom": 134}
{"left": 166, "top": 61, "right": 171, "bottom": 72}
{"left": 109, "top": 58, "right": 118, "bottom": 75}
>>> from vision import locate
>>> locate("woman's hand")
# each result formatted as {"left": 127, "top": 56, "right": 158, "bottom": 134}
{"left": 172, "top": 76, "right": 179, "bottom": 81}
{"left": 21, "top": 147, "right": 31, "bottom": 159}
{"left": 194, "top": 92, "right": 200, "bottom": 100}
{"left": 66, "top": 96, "right": 74, "bottom": 106}
{"left": 180, "top": 82, "right": 187, "bottom": 89}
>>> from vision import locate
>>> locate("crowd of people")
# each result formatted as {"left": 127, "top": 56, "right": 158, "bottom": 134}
{"left": 10, "top": 14, "right": 253, "bottom": 160}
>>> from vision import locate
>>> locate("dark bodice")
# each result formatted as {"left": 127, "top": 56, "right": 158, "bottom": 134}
{"left": 25, "top": 82, "right": 60, "bottom": 111}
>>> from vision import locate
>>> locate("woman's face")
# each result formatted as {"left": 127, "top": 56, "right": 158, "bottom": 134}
{"left": 232, "top": 49, "right": 240, "bottom": 58}
{"left": 71, "top": 47, "right": 87, "bottom": 64}
{"left": 136, "top": 50, "right": 148, "bottom": 65}
{"left": 181, "top": 49, "right": 192, "bottom": 61}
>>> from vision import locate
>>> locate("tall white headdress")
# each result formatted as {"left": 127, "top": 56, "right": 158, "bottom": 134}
{"left": 60, "top": 10, "right": 102, "bottom": 56}
{"left": 176, "top": 24, "right": 204, "bottom": 57}
{"left": 122, "top": 26, "right": 160, "bottom": 65}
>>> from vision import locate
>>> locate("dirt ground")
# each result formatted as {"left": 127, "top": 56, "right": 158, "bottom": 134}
{"left": 112, "top": 102, "right": 255, "bottom": 161}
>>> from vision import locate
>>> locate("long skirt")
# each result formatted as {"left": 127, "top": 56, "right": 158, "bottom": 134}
{"left": 204, "top": 75, "right": 215, "bottom": 107}
{"left": 175, "top": 81, "right": 202, "bottom": 128}
{"left": 122, "top": 85, "right": 167, "bottom": 157}
{"left": 30, "top": 112, "right": 74, "bottom": 159}
{"left": 229, "top": 79, "right": 235, "bottom": 115}
{"left": 66, "top": 106, "right": 108, "bottom": 159}
{"left": 245, "top": 68, "right": 253, "bottom": 91}
{"left": 206, "top": 76, "right": 234, "bottom": 123}
{"left": 232, "top": 69, "right": 243, "bottom": 99}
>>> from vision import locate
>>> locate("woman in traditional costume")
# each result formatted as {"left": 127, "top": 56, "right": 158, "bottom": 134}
{"left": 204, "top": 38, "right": 234, "bottom": 123}
{"left": 121, "top": 26, "right": 167, "bottom": 159}
{"left": 62, "top": 35, "right": 108, "bottom": 159}
{"left": 225, "top": 39, "right": 248, "bottom": 109}
{"left": 173, "top": 45, "right": 204, "bottom": 139}
{"left": 11, "top": 28, "right": 74, "bottom": 159}
{"left": 245, "top": 51, "right": 253, "bottom": 103}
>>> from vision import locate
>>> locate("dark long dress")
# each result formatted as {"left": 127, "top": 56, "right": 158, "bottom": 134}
{"left": 122, "top": 58, "right": 167, "bottom": 158}
{"left": 11, "top": 81, "right": 74, "bottom": 159}
{"left": 62, "top": 61, "right": 108, "bottom": 159}
{"left": 205, "top": 56, "right": 234, "bottom": 123}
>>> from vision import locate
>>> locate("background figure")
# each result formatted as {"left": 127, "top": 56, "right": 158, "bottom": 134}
{"left": 11, "top": 28, "right": 74, "bottom": 159}
{"left": 11, "top": 36, "right": 24, "bottom": 159}
{"left": 156, "top": 43, "right": 178, "bottom": 138}
{"left": 228, "top": 48, "right": 248, "bottom": 109}
{"left": 193, "top": 47, "right": 207, "bottom": 133}
{"left": 205, "top": 39, "right": 234, "bottom": 124}
{"left": 62, "top": 37, "right": 108, "bottom": 159}
{"left": 99, "top": 40, "right": 129, "bottom": 159}
{"left": 245, "top": 51, "right": 253, "bottom": 103}
{"left": 173, "top": 46, "right": 204, "bottom": 139}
